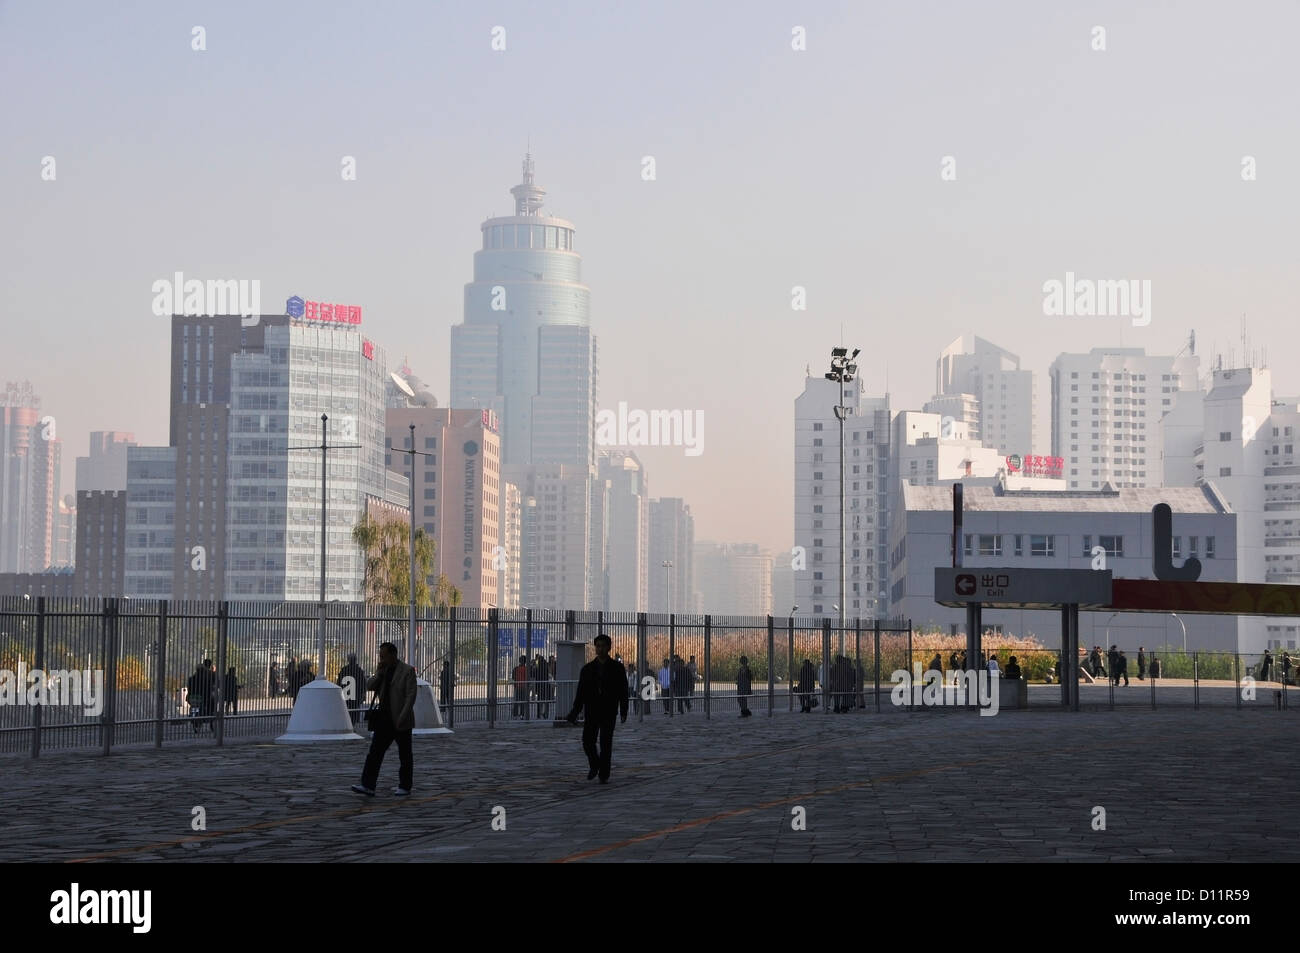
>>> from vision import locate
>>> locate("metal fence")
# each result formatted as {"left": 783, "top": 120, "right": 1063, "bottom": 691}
{"left": 1, "top": 598, "right": 1295, "bottom": 756}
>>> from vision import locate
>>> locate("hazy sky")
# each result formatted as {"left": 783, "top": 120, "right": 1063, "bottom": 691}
{"left": 4, "top": 0, "right": 1297, "bottom": 556}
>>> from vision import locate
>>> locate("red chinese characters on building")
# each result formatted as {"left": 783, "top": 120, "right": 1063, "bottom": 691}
{"left": 303, "top": 300, "right": 362, "bottom": 325}
{"left": 1007, "top": 454, "right": 1065, "bottom": 478}
{"left": 361, "top": 339, "right": 374, "bottom": 360}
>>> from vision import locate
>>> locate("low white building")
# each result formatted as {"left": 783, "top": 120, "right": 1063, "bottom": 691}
{"left": 888, "top": 480, "right": 1239, "bottom": 652}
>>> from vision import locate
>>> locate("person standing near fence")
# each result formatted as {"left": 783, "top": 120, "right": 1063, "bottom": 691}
{"left": 1260, "top": 650, "right": 1274, "bottom": 682}
{"left": 736, "top": 655, "right": 753, "bottom": 717}
{"left": 287, "top": 657, "right": 300, "bottom": 700}
{"left": 352, "top": 641, "right": 417, "bottom": 797}
{"left": 797, "top": 658, "right": 816, "bottom": 713}
{"left": 268, "top": 659, "right": 280, "bottom": 698}
{"left": 223, "top": 666, "right": 242, "bottom": 714}
{"left": 1137, "top": 646, "right": 1146, "bottom": 681}
{"left": 337, "top": 653, "right": 366, "bottom": 726}
{"left": 673, "top": 655, "right": 691, "bottom": 713}
{"left": 439, "top": 660, "right": 453, "bottom": 712}
{"left": 513, "top": 656, "right": 529, "bottom": 719}
{"left": 565, "top": 634, "right": 628, "bottom": 784}
{"left": 532, "top": 653, "right": 551, "bottom": 719}
{"left": 658, "top": 658, "right": 671, "bottom": 714}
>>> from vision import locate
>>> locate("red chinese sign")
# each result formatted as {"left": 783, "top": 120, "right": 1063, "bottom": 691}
{"left": 286, "top": 295, "right": 361, "bottom": 325}
{"left": 305, "top": 301, "right": 361, "bottom": 324}
{"left": 1006, "top": 453, "right": 1064, "bottom": 478}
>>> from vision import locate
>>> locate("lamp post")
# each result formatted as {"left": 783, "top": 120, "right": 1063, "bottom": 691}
{"left": 1169, "top": 612, "right": 1187, "bottom": 654}
{"left": 288, "top": 413, "right": 361, "bottom": 679}
{"left": 825, "top": 346, "right": 859, "bottom": 655}
{"left": 662, "top": 560, "right": 673, "bottom": 612}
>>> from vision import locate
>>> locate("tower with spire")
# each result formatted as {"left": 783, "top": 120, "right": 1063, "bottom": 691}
{"left": 449, "top": 155, "right": 598, "bottom": 608}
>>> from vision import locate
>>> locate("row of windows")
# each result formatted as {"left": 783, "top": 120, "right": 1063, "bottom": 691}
{"left": 954, "top": 533, "right": 1216, "bottom": 560}
{"left": 483, "top": 223, "right": 574, "bottom": 251}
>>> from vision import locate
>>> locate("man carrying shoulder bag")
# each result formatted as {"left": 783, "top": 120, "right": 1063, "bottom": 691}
{"left": 352, "top": 641, "right": 418, "bottom": 797}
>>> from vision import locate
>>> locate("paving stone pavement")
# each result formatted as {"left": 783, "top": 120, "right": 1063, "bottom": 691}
{"left": 3, "top": 707, "right": 1296, "bottom": 863}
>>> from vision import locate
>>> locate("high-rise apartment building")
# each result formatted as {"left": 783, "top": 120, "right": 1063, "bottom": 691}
{"left": 593, "top": 450, "right": 649, "bottom": 611}
{"left": 936, "top": 335, "right": 1035, "bottom": 455}
{"left": 793, "top": 375, "right": 890, "bottom": 618}
{"left": 77, "top": 489, "right": 128, "bottom": 597}
{"left": 504, "top": 463, "right": 592, "bottom": 609}
{"left": 1050, "top": 347, "right": 1199, "bottom": 491}
{"left": 649, "top": 497, "right": 695, "bottom": 613}
{"left": 692, "top": 542, "right": 773, "bottom": 616}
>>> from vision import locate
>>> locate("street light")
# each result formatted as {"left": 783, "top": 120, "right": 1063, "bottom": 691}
{"left": 1169, "top": 613, "right": 1187, "bottom": 654}
{"left": 662, "top": 560, "right": 673, "bottom": 612}
{"left": 825, "top": 345, "right": 860, "bottom": 655}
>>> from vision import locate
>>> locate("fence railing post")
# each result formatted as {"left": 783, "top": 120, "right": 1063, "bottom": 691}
{"left": 874, "top": 618, "right": 881, "bottom": 713}
{"left": 31, "top": 596, "right": 45, "bottom": 759}
{"left": 767, "top": 615, "right": 775, "bottom": 718}
{"left": 703, "top": 615, "right": 712, "bottom": 719}
{"left": 488, "top": 608, "right": 498, "bottom": 728}
{"left": 637, "top": 613, "right": 647, "bottom": 723}
{"left": 1234, "top": 653, "right": 1241, "bottom": 710}
{"left": 102, "top": 598, "right": 119, "bottom": 757}
{"left": 524, "top": 607, "right": 533, "bottom": 722}
{"left": 668, "top": 613, "right": 676, "bottom": 718}
{"left": 1193, "top": 651, "right": 1199, "bottom": 711}
{"left": 448, "top": 606, "right": 457, "bottom": 730}
{"left": 821, "top": 617, "right": 831, "bottom": 713}
{"left": 788, "top": 615, "right": 794, "bottom": 712}
{"left": 215, "top": 602, "right": 228, "bottom": 746}
{"left": 155, "top": 601, "right": 168, "bottom": 748}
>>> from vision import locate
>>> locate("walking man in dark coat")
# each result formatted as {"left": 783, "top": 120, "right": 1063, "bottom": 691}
{"left": 1137, "top": 646, "right": 1146, "bottom": 680}
{"left": 352, "top": 641, "right": 418, "bottom": 797}
{"left": 566, "top": 634, "right": 628, "bottom": 783}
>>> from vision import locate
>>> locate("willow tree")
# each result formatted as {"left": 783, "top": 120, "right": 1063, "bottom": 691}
{"left": 351, "top": 513, "right": 439, "bottom": 608}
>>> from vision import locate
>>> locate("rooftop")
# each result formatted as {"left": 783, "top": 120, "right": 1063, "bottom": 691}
{"left": 903, "top": 481, "right": 1230, "bottom": 514}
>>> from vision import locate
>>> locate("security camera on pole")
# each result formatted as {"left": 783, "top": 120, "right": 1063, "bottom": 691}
{"left": 277, "top": 413, "right": 366, "bottom": 743}
{"left": 825, "top": 346, "right": 859, "bottom": 656}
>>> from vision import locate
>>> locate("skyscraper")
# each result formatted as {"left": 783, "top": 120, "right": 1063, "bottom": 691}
{"left": 1, "top": 381, "right": 61, "bottom": 573}
{"left": 451, "top": 156, "right": 600, "bottom": 607}
{"left": 451, "top": 155, "right": 596, "bottom": 469}
{"left": 225, "top": 322, "right": 392, "bottom": 600}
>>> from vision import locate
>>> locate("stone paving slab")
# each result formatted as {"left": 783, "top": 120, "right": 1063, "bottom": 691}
{"left": 1, "top": 708, "right": 1297, "bottom": 863}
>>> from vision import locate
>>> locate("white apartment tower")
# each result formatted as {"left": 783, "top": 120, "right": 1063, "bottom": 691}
{"left": 936, "top": 335, "right": 1035, "bottom": 455}
{"left": 1050, "top": 347, "right": 1200, "bottom": 491}
{"left": 794, "top": 374, "right": 890, "bottom": 618}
